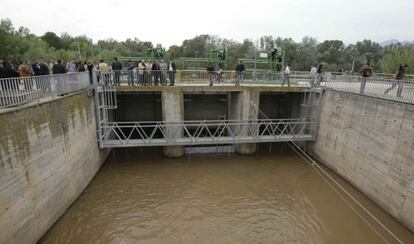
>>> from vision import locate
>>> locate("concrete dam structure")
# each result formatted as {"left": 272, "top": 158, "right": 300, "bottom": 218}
{"left": 1, "top": 72, "right": 414, "bottom": 243}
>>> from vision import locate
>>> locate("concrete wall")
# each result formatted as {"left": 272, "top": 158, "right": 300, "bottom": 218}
{"left": 0, "top": 91, "right": 110, "bottom": 244}
{"left": 310, "top": 90, "right": 414, "bottom": 231}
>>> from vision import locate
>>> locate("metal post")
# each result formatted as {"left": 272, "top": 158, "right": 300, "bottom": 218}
{"left": 77, "top": 38, "right": 82, "bottom": 60}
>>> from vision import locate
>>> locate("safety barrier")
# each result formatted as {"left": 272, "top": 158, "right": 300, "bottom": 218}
{"left": 0, "top": 72, "right": 91, "bottom": 108}
{"left": 2, "top": 70, "right": 413, "bottom": 108}
{"left": 326, "top": 74, "right": 414, "bottom": 104}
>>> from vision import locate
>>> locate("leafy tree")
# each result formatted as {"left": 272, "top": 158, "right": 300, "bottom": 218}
{"left": 1, "top": 18, "right": 414, "bottom": 74}
{"left": 41, "top": 32, "right": 63, "bottom": 50}
{"left": 380, "top": 45, "right": 414, "bottom": 74}
{"left": 317, "top": 40, "right": 348, "bottom": 71}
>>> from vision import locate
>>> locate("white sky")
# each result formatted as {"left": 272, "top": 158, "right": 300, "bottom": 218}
{"left": 1, "top": 0, "right": 414, "bottom": 47}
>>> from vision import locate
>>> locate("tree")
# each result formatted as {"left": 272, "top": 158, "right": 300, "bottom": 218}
{"left": 167, "top": 45, "right": 182, "bottom": 59}
{"left": 0, "top": 18, "right": 14, "bottom": 33}
{"left": 380, "top": 45, "right": 414, "bottom": 74}
{"left": 41, "top": 32, "right": 63, "bottom": 50}
{"left": 317, "top": 40, "right": 349, "bottom": 71}
{"left": 296, "top": 36, "right": 318, "bottom": 70}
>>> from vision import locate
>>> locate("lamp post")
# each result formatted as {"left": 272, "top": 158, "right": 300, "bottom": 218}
{"left": 77, "top": 37, "right": 82, "bottom": 60}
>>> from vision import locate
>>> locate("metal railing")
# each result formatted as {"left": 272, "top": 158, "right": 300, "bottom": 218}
{"left": 326, "top": 74, "right": 414, "bottom": 104}
{"left": 98, "top": 118, "right": 315, "bottom": 147}
{"left": 94, "top": 70, "right": 316, "bottom": 86}
{"left": 0, "top": 72, "right": 91, "bottom": 108}
{"left": 2, "top": 69, "right": 413, "bottom": 109}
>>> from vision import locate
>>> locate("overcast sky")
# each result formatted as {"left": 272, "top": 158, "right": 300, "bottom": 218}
{"left": 1, "top": 0, "right": 414, "bottom": 47}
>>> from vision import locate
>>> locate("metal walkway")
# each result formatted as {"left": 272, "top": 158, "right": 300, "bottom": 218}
{"left": 98, "top": 119, "right": 315, "bottom": 148}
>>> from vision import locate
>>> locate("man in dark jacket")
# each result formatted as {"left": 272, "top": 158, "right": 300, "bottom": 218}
{"left": 235, "top": 62, "right": 245, "bottom": 86}
{"left": 207, "top": 63, "right": 215, "bottom": 86}
{"left": 127, "top": 60, "right": 135, "bottom": 86}
{"left": 52, "top": 60, "right": 66, "bottom": 74}
{"left": 360, "top": 62, "right": 372, "bottom": 94}
{"left": 38, "top": 58, "right": 50, "bottom": 75}
{"left": 32, "top": 59, "right": 41, "bottom": 76}
{"left": 52, "top": 60, "right": 67, "bottom": 94}
{"left": 112, "top": 57, "right": 122, "bottom": 86}
{"left": 151, "top": 61, "right": 161, "bottom": 85}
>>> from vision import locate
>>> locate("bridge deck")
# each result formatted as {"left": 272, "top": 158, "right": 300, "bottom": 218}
{"left": 113, "top": 83, "right": 310, "bottom": 93}
{"left": 102, "top": 135, "right": 314, "bottom": 147}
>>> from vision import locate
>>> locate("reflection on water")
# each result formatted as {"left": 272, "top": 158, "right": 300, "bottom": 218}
{"left": 40, "top": 144, "right": 414, "bottom": 244}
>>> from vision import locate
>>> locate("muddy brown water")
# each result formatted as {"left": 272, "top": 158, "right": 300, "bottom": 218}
{"left": 40, "top": 145, "right": 414, "bottom": 244}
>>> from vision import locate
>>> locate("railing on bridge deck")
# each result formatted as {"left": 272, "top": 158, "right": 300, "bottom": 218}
{"left": 97, "top": 70, "right": 312, "bottom": 86}
{"left": 0, "top": 72, "right": 91, "bottom": 109}
{"left": 2, "top": 70, "right": 414, "bottom": 109}
{"left": 98, "top": 119, "right": 316, "bottom": 148}
{"left": 326, "top": 74, "right": 414, "bottom": 104}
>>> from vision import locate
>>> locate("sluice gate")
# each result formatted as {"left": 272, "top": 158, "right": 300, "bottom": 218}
{"left": 94, "top": 82, "right": 322, "bottom": 149}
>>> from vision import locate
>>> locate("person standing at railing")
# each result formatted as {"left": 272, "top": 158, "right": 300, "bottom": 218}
{"left": 34, "top": 58, "right": 50, "bottom": 76}
{"left": 359, "top": 62, "right": 372, "bottom": 94}
{"left": 138, "top": 60, "right": 146, "bottom": 86}
{"left": 216, "top": 64, "right": 223, "bottom": 83}
{"left": 152, "top": 61, "right": 161, "bottom": 85}
{"left": 52, "top": 60, "right": 66, "bottom": 74}
{"left": 18, "top": 60, "right": 31, "bottom": 77}
{"left": 159, "top": 59, "right": 167, "bottom": 85}
{"left": 282, "top": 64, "right": 291, "bottom": 87}
{"left": 49, "top": 59, "right": 55, "bottom": 73}
{"left": 127, "top": 59, "right": 135, "bottom": 86}
{"left": 316, "top": 64, "right": 324, "bottom": 87}
{"left": 235, "top": 62, "right": 245, "bottom": 86}
{"left": 67, "top": 59, "right": 77, "bottom": 73}
{"left": 52, "top": 60, "right": 67, "bottom": 94}
{"left": 77, "top": 61, "right": 86, "bottom": 72}
{"left": 144, "top": 60, "right": 152, "bottom": 85}
{"left": 17, "top": 60, "right": 32, "bottom": 91}
{"left": 32, "top": 59, "right": 41, "bottom": 76}
{"left": 112, "top": 57, "right": 122, "bottom": 86}
{"left": 87, "top": 61, "right": 94, "bottom": 84}
{"left": 98, "top": 59, "right": 109, "bottom": 85}
{"left": 310, "top": 65, "right": 317, "bottom": 87}
{"left": 207, "top": 63, "right": 215, "bottom": 86}
{"left": 35, "top": 58, "right": 51, "bottom": 92}
{"left": 384, "top": 64, "right": 408, "bottom": 97}
{"left": 167, "top": 60, "right": 177, "bottom": 86}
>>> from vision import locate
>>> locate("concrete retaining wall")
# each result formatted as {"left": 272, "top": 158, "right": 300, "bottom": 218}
{"left": 0, "top": 91, "right": 110, "bottom": 244}
{"left": 310, "top": 90, "right": 414, "bottom": 231}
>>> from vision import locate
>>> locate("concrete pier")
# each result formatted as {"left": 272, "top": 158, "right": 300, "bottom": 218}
{"left": 228, "top": 88, "right": 261, "bottom": 155}
{"left": 162, "top": 88, "right": 185, "bottom": 157}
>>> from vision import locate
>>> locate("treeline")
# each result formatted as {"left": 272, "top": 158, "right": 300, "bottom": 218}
{"left": 1, "top": 18, "right": 413, "bottom": 73}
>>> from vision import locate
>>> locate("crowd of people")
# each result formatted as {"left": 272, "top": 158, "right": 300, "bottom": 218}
{"left": 0, "top": 57, "right": 410, "bottom": 95}
{"left": 99, "top": 58, "right": 178, "bottom": 86}
{"left": 0, "top": 58, "right": 94, "bottom": 78}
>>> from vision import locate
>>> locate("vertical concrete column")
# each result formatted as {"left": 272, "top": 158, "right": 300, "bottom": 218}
{"left": 162, "top": 88, "right": 185, "bottom": 158}
{"left": 228, "top": 87, "right": 261, "bottom": 155}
